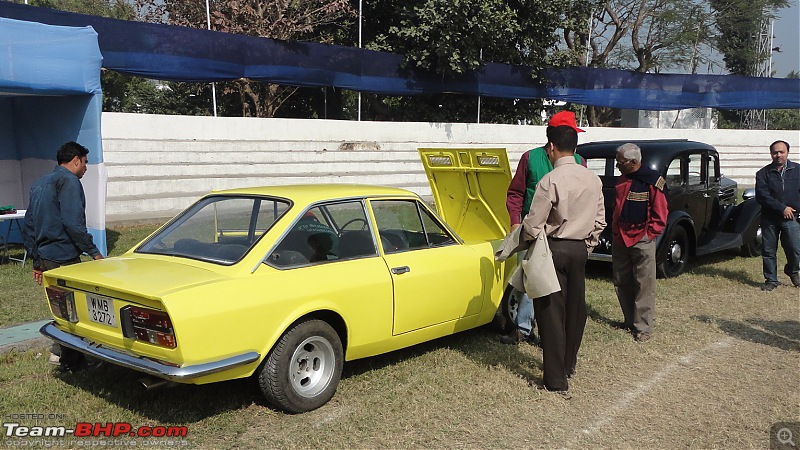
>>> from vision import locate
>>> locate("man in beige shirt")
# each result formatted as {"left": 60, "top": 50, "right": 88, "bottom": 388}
{"left": 521, "top": 125, "right": 606, "bottom": 398}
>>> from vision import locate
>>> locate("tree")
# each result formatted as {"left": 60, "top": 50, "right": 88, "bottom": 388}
{"left": 710, "top": 0, "right": 788, "bottom": 76}
{"left": 30, "top": 0, "right": 134, "bottom": 19}
{"left": 135, "top": 0, "right": 355, "bottom": 118}
{"left": 558, "top": 0, "right": 720, "bottom": 126}
{"left": 560, "top": 0, "right": 718, "bottom": 72}
{"left": 353, "top": 0, "right": 568, "bottom": 123}
{"left": 710, "top": 0, "right": 788, "bottom": 127}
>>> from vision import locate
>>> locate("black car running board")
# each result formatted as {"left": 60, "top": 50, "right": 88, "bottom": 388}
{"left": 696, "top": 232, "right": 743, "bottom": 256}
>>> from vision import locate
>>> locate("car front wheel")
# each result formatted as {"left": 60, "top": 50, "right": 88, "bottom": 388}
{"left": 258, "top": 319, "right": 343, "bottom": 413}
{"left": 657, "top": 226, "right": 689, "bottom": 278}
{"left": 740, "top": 220, "right": 762, "bottom": 257}
{"left": 492, "top": 286, "right": 520, "bottom": 334}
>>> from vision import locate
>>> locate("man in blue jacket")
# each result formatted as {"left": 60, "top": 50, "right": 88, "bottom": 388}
{"left": 755, "top": 140, "right": 800, "bottom": 291}
{"left": 24, "top": 141, "right": 104, "bottom": 367}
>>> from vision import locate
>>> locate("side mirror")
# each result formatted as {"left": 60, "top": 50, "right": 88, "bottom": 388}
{"left": 742, "top": 188, "right": 756, "bottom": 201}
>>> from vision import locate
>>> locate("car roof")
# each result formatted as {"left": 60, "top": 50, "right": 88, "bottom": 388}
{"left": 576, "top": 140, "right": 719, "bottom": 170}
{"left": 577, "top": 139, "right": 717, "bottom": 157}
{"left": 208, "top": 184, "right": 417, "bottom": 203}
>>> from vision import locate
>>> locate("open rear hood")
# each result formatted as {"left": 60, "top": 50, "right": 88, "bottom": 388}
{"left": 419, "top": 148, "right": 511, "bottom": 242}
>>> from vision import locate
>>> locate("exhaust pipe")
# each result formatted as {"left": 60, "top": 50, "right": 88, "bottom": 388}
{"left": 138, "top": 377, "right": 175, "bottom": 391}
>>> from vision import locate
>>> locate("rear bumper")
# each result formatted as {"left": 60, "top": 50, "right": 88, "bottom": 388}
{"left": 588, "top": 252, "right": 612, "bottom": 262}
{"left": 40, "top": 322, "right": 260, "bottom": 381}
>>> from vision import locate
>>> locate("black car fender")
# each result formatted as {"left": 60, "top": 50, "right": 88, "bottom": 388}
{"left": 655, "top": 211, "right": 695, "bottom": 262}
{"left": 725, "top": 198, "right": 762, "bottom": 240}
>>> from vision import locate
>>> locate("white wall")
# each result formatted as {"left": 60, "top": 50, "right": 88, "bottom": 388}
{"left": 620, "top": 108, "right": 716, "bottom": 129}
{"left": 102, "top": 112, "right": 796, "bottom": 222}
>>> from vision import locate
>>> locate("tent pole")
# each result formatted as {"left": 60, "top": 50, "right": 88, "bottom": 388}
{"left": 205, "top": 0, "right": 218, "bottom": 117}
{"left": 358, "top": 0, "right": 362, "bottom": 121}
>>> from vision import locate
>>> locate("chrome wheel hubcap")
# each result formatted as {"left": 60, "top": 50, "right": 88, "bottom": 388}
{"left": 289, "top": 336, "right": 336, "bottom": 398}
{"left": 669, "top": 242, "right": 683, "bottom": 263}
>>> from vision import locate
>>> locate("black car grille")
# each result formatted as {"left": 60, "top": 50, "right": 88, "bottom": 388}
{"left": 719, "top": 184, "right": 736, "bottom": 203}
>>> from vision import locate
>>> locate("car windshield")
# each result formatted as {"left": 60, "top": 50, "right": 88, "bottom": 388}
{"left": 137, "top": 195, "right": 290, "bottom": 264}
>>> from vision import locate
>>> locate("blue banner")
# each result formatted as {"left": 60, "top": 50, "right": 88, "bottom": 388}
{"left": 0, "top": 1, "right": 797, "bottom": 111}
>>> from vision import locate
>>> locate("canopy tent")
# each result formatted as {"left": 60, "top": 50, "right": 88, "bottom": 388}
{"left": 0, "top": 1, "right": 797, "bottom": 111}
{"left": 0, "top": 17, "right": 107, "bottom": 255}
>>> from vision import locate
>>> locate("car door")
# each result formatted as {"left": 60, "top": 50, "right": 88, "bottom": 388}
{"left": 704, "top": 152, "right": 724, "bottom": 231}
{"left": 683, "top": 152, "right": 712, "bottom": 239}
{"left": 265, "top": 200, "right": 396, "bottom": 348}
{"left": 369, "top": 199, "right": 485, "bottom": 335}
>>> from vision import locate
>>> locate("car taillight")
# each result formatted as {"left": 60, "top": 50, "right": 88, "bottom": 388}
{"left": 46, "top": 286, "right": 78, "bottom": 323}
{"left": 121, "top": 306, "right": 177, "bottom": 349}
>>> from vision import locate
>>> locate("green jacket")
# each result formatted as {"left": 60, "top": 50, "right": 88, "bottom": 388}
{"left": 522, "top": 147, "right": 583, "bottom": 214}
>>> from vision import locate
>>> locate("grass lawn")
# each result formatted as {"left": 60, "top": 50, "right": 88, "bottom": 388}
{"left": 1, "top": 223, "right": 798, "bottom": 449}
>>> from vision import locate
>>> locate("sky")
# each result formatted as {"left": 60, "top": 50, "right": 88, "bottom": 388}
{"left": 772, "top": 0, "right": 799, "bottom": 77}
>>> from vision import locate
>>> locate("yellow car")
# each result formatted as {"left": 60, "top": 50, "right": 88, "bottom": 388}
{"left": 40, "top": 148, "right": 514, "bottom": 413}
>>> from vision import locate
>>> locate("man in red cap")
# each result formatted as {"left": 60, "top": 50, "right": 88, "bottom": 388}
{"left": 500, "top": 111, "right": 586, "bottom": 346}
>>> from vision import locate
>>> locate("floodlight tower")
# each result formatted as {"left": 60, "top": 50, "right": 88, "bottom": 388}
{"left": 741, "top": 17, "right": 774, "bottom": 129}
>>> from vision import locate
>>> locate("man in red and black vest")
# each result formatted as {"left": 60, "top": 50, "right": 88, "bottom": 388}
{"left": 612, "top": 143, "right": 668, "bottom": 343}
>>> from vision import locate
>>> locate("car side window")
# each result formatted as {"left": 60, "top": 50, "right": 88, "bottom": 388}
{"left": 707, "top": 154, "right": 719, "bottom": 182}
{"left": 585, "top": 158, "right": 607, "bottom": 177}
{"left": 371, "top": 200, "right": 456, "bottom": 253}
{"left": 666, "top": 158, "right": 683, "bottom": 189}
{"left": 687, "top": 153, "right": 705, "bottom": 187}
{"left": 268, "top": 201, "right": 374, "bottom": 268}
{"left": 587, "top": 157, "right": 615, "bottom": 188}
{"left": 138, "top": 196, "right": 289, "bottom": 264}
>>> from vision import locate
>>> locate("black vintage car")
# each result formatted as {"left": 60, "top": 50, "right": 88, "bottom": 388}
{"left": 492, "top": 139, "right": 762, "bottom": 334}
{"left": 576, "top": 139, "right": 762, "bottom": 278}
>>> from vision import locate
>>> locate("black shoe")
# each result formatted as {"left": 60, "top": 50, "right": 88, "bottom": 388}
{"left": 760, "top": 282, "right": 779, "bottom": 291}
{"left": 499, "top": 330, "right": 522, "bottom": 345}
{"left": 611, "top": 321, "right": 633, "bottom": 331}
{"left": 530, "top": 382, "right": 572, "bottom": 400}
{"left": 526, "top": 333, "right": 541, "bottom": 347}
{"left": 57, "top": 347, "right": 85, "bottom": 370}
{"left": 789, "top": 273, "right": 800, "bottom": 287}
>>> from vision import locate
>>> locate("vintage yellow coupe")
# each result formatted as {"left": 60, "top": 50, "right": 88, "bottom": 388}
{"left": 40, "top": 149, "right": 515, "bottom": 412}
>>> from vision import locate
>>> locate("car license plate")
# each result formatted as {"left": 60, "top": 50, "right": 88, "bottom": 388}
{"left": 86, "top": 294, "right": 117, "bottom": 328}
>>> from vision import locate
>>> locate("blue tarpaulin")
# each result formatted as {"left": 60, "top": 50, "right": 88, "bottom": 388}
{"left": 0, "top": 1, "right": 797, "bottom": 111}
{"left": 0, "top": 16, "right": 107, "bottom": 255}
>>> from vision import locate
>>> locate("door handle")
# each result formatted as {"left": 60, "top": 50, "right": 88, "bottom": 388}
{"left": 391, "top": 266, "right": 410, "bottom": 275}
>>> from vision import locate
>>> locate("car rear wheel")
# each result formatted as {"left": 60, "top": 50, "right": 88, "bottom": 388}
{"left": 657, "top": 226, "right": 689, "bottom": 278}
{"left": 258, "top": 319, "right": 343, "bottom": 413}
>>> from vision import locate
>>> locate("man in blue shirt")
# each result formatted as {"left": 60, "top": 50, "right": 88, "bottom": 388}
{"left": 755, "top": 139, "right": 800, "bottom": 291}
{"left": 23, "top": 141, "right": 104, "bottom": 367}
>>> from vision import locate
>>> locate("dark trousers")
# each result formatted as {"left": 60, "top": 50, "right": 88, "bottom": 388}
{"left": 41, "top": 257, "right": 82, "bottom": 362}
{"left": 40, "top": 257, "right": 81, "bottom": 271}
{"left": 612, "top": 235, "right": 656, "bottom": 333}
{"left": 532, "top": 239, "right": 588, "bottom": 391}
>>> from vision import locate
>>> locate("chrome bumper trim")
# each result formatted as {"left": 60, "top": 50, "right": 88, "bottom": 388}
{"left": 588, "top": 253, "right": 612, "bottom": 262}
{"left": 40, "top": 322, "right": 260, "bottom": 381}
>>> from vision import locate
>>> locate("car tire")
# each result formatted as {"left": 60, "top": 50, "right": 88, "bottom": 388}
{"left": 258, "top": 319, "right": 343, "bottom": 413}
{"left": 491, "top": 286, "right": 519, "bottom": 334}
{"left": 657, "top": 226, "right": 689, "bottom": 278}
{"left": 740, "top": 220, "right": 762, "bottom": 257}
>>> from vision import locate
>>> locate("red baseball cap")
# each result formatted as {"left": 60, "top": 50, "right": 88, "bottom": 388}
{"left": 548, "top": 111, "right": 585, "bottom": 133}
